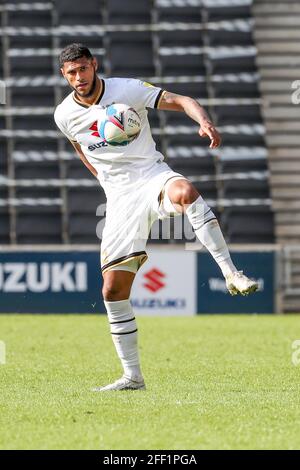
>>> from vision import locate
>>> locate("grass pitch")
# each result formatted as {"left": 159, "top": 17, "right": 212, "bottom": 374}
{"left": 0, "top": 314, "right": 300, "bottom": 450}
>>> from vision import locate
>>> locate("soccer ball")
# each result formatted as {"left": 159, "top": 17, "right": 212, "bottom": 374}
{"left": 98, "top": 103, "right": 141, "bottom": 146}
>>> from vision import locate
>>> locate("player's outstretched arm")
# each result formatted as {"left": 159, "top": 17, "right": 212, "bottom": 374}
{"left": 158, "top": 91, "right": 221, "bottom": 149}
{"left": 71, "top": 141, "right": 98, "bottom": 178}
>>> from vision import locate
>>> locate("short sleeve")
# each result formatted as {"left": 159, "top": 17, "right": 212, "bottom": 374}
{"left": 54, "top": 106, "right": 76, "bottom": 142}
{"left": 126, "top": 79, "right": 165, "bottom": 109}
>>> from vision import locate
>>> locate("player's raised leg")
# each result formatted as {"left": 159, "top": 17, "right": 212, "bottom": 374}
{"left": 166, "top": 179, "right": 258, "bottom": 296}
{"left": 93, "top": 270, "right": 145, "bottom": 391}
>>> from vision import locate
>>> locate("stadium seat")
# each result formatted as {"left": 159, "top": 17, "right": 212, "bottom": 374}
{"left": 107, "top": 0, "right": 151, "bottom": 24}
{"left": 223, "top": 179, "right": 270, "bottom": 200}
{"left": 7, "top": 10, "right": 52, "bottom": 28}
{"left": 14, "top": 162, "right": 60, "bottom": 180}
{"left": 156, "top": 81, "right": 208, "bottom": 100}
{"left": 208, "top": 30, "right": 253, "bottom": 47}
{"left": 0, "top": 41, "right": 3, "bottom": 76}
{"left": 15, "top": 187, "right": 61, "bottom": 201}
{"left": 69, "top": 214, "right": 101, "bottom": 243}
{"left": 13, "top": 116, "right": 56, "bottom": 132}
{"left": 16, "top": 210, "right": 63, "bottom": 244}
{"left": 109, "top": 33, "right": 155, "bottom": 77}
{"left": 205, "top": 4, "right": 252, "bottom": 22}
{"left": 10, "top": 57, "right": 53, "bottom": 78}
{"left": 210, "top": 56, "right": 257, "bottom": 75}
{"left": 220, "top": 157, "right": 268, "bottom": 175}
{"left": 213, "top": 82, "right": 260, "bottom": 99}
{"left": 169, "top": 155, "right": 215, "bottom": 176}
{"left": 54, "top": 0, "right": 103, "bottom": 25}
{"left": 0, "top": 210, "right": 10, "bottom": 244}
{"left": 220, "top": 132, "right": 265, "bottom": 148}
{"left": 222, "top": 208, "right": 274, "bottom": 244}
{"left": 11, "top": 87, "right": 55, "bottom": 107}
{"left": 159, "top": 52, "right": 206, "bottom": 77}
{"left": 214, "top": 105, "right": 262, "bottom": 125}
{"left": 157, "top": 30, "right": 204, "bottom": 48}
{"left": 67, "top": 188, "right": 105, "bottom": 214}
{"left": 156, "top": 5, "right": 202, "bottom": 23}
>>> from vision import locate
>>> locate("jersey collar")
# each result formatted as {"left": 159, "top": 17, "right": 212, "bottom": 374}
{"left": 73, "top": 78, "right": 105, "bottom": 108}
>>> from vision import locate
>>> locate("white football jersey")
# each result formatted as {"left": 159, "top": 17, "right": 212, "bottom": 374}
{"left": 54, "top": 77, "right": 165, "bottom": 192}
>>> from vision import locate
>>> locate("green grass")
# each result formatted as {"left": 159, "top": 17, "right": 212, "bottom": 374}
{"left": 0, "top": 314, "right": 300, "bottom": 450}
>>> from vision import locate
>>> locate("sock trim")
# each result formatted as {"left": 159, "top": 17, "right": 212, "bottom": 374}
{"left": 109, "top": 317, "right": 136, "bottom": 325}
{"left": 204, "top": 208, "right": 212, "bottom": 217}
{"left": 111, "top": 329, "right": 138, "bottom": 336}
{"left": 202, "top": 217, "right": 217, "bottom": 226}
{"left": 193, "top": 217, "right": 217, "bottom": 231}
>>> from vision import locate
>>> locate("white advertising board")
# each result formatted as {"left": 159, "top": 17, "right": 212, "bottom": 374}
{"left": 131, "top": 246, "right": 196, "bottom": 316}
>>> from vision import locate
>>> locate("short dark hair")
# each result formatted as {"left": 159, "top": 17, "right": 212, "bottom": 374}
{"left": 59, "top": 43, "right": 93, "bottom": 67}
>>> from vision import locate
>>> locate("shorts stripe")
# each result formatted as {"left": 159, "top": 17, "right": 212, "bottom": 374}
{"left": 101, "top": 251, "right": 147, "bottom": 272}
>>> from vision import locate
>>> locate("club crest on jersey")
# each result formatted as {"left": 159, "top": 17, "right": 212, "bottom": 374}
{"left": 89, "top": 121, "right": 100, "bottom": 137}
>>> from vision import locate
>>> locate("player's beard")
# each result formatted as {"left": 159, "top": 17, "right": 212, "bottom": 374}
{"left": 73, "top": 71, "right": 97, "bottom": 98}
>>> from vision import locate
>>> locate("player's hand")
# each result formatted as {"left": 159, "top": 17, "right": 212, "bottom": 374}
{"left": 199, "top": 120, "right": 221, "bottom": 149}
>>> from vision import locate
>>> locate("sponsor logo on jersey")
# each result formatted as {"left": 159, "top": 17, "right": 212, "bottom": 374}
{"left": 88, "top": 141, "right": 109, "bottom": 151}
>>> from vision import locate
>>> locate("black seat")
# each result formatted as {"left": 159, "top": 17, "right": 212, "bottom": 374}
{"left": 160, "top": 52, "right": 206, "bottom": 76}
{"left": 69, "top": 214, "right": 101, "bottom": 243}
{"left": 67, "top": 187, "right": 105, "bottom": 214}
{"left": 156, "top": 6, "right": 202, "bottom": 23}
{"left": 214, "top": 105, "right": 262, "bottom": 125}
{"left": 110, "top": 33, "right": 155, "bottom": 76}
{"left": 16, "top": 207, "right": 63, "bottom": 244}
{"left": 54, "top": 0, "right": 103, "bottom": 25}
{"left": 107, "top": 0, "right": 151, "bottom": 24}
{"left": 11, "top": 87, "right": 55, "bottom": 107}
{"left": 7, "top": 10, "right": 52, "bottom": 28}
{"left": 0, "top": 209, "right": 10, "bottom": 244}
{"left": 222, "top": 207, "right": 274, "bottom": 244}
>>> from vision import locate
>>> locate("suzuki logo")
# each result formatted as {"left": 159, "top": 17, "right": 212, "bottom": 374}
{"left": 143, "top": 268, "right": 166, "bottom": 293}
{"left": 0, "top": 262, "right": 87, "bottom": 293}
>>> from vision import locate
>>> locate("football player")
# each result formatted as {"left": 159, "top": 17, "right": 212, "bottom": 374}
{"left": 55, "top": 44, "right": 258, "bottom": 391}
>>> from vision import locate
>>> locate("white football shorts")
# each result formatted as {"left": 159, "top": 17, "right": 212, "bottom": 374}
{"left": 101, "top": 161, "right": 186, "bottom": 274}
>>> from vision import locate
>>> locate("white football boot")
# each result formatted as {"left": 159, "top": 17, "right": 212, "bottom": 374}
{"left": 92, "top": 375, "right": 146, "bottom": 392}
{"left": 225, "top": 271, "right": 258, "bottom": 296}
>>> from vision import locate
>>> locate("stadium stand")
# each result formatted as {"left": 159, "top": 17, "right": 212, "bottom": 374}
{"left": 253, "top": 0, "right": 300, "bottom": 311}
{"left": 0, "top": 0, "right": 274, "bottom": 245}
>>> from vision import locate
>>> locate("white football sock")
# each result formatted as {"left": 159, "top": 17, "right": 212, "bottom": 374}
{"left": 104, "top": 299, "right": 143, "bottom": 380}
{"left": 186, "top": 195, "right": 237, "bottom": 277}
